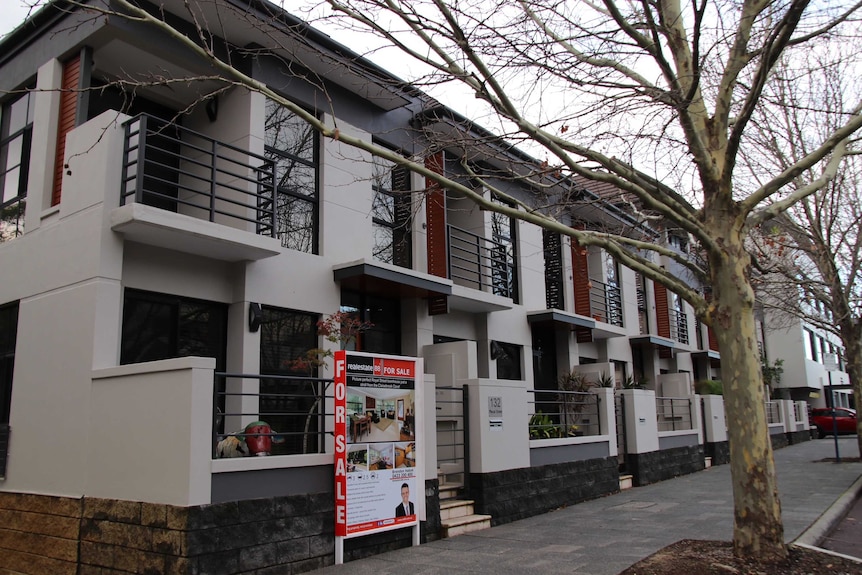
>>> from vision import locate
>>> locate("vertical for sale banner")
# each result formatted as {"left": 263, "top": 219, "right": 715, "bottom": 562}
{"left": 334, "top": 351, "right": 420, "bottom": 538}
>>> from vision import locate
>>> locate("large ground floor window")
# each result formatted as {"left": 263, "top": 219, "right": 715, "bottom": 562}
{"left": 0, "top": 301, "right": 18, "bottom": 478}
{"left": 259, "top": 306, "right": 321, "bottom": 455}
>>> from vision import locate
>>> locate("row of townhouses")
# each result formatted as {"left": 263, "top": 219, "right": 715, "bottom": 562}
{"left": 0, "top": 0, "right": 848, "bottom": 573}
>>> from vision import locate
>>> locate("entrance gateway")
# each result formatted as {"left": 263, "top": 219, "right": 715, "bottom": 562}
{"left": 334, "top": 351, "right": 424, "bottom": 563}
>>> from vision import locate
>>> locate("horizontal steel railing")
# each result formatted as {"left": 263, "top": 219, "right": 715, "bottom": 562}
{"left": 447, "top": 224, "right": 515, "bottom": 299}
{"left": 765, "top": 400, "right": 783, "bottom": 425}
{"left": 589, "top": 278, "right": 623, "bottom": 327}
{"left": 527, "top": 389, "right": 602, "bottom": 439}
{"left": 121, "top": 114, "right": 277, "bottom": 236}
{"left": 669, "top": 309, "right": 689, "bottom": 344}
{"left": 213, "top": 372, "right": 333, "bottom": 458}
{"left": 655, "top": 395, "right": 693, "bottom": 431}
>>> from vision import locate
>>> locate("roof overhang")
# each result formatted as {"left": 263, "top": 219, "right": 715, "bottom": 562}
{"left": 527, "top": 309, "right": 595, "bottom": 329}
{"left": 333, "top": 259, "right": 452, "bottom": 299}
{"left": 629, "top": 335, "right": 676, "bottom": 350}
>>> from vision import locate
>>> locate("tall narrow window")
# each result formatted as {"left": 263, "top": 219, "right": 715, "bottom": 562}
{"left": 543, "top": 230, "right": 564, "bottom": 310}
{"left": 0, "top": 302, "right": 19, "bottom": 478}
{"left": 605, "top": 253, "right": 623, "bottom": 327}
{"left": 264, "top": 98, "right": 319, "bottom": 253}
{"left": 490, "top": 196, "right": 518, "bottom": 302}
{"left": 372, "top": 155, "right": 412, "bottom": 268}
{"left": 259, "top": 306, "right": 320, "bottom": 455}
{"left": 0, "top": 91, "right": 34, "bottom": 241}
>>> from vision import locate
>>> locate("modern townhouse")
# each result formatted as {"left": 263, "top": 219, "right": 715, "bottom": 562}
{"left": 0, "top": 1, "right": 807, "bottom": 573}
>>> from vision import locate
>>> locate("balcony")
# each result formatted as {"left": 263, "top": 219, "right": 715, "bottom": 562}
{"left": 669, "top": 309, "right": 689, "bottom": 344}
{"left": 111, "top": 114, "right": 281, "bottom": 262}
{"left": 588, "top": 279, "right": 623, "bottom": 328}
{"left": 446, "top": 224, "right": 516, "bottom": 311}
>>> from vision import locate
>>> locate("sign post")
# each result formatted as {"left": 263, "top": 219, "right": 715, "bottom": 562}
{"left": 823, "top": 352, "right": 841, "bottom": 463}
{"left": 333, "top": 351, "right": 423, "bottom": 563}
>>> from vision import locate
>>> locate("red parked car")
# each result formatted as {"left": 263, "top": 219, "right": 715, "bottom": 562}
{"left": 810, "top": 407, "right": 858, "bottom": 438}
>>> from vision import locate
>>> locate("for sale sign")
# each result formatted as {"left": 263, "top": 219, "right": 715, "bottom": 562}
{"left": 334, "top": 351, "right": 422, "bottom": 541}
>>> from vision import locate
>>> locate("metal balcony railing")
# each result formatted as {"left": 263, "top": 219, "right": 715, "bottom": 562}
{"left": 765, "top": 400, "right": 783, "bottom": 425}
{"left": 669, "top": 309, "right": 689, "bottom": 344}
{"left": 528, "top": 389, "right": 602, "bottom": 438}
{"left": 447, "top": 224, "right": 516, "bottom": 299}
{"left": 214, "top": 372, "right": 333, "bottom": 458}
{"left": 589, "top": 279, "right": 623, "bottom": 327}
{"left": 655, "top": 396, "right": 693, "bottom": 431}
{"left": 121, "top": 114, "right": 277, "bottom": 236}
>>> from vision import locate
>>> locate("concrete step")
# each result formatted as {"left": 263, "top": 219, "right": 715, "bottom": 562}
{"left": 619, "top": 474, "right": 634, "bottom": 490}
{"left": 440, "top": 499, "right": 475, "bottom": 521}
{"left": 439, "top": 482, "right": 462, "bottom": 500}
{"left": 441, "top": 513, "right": 492, "bottom": 538}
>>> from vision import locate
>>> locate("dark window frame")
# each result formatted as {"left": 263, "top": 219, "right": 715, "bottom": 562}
{"left": 0, "top": 301, "right": 20, "bottom": 478}
{"left": 0, "top": 90, "right": 35, "bottom": 241}
{"left": 264, "top": 98, "right": 320, "bottom": 254}
{"left": 120, "top": 289, "right": 228, "bottom": 368}
{"left": 371, "top": 152, "right": 412, "bottom": 268}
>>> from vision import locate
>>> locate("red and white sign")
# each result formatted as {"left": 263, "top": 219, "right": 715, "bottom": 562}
{"left": 334, "top": 351, "right": 421, "bottom": 540}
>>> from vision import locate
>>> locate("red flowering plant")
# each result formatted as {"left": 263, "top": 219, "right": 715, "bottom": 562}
{"left": 283, "top": 311, "right": 374, "bottom": 374}
{"left": 282, "top": 311, "right": 373, "bottom": 453}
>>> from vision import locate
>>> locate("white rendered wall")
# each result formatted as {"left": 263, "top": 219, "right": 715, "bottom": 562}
{"left": 463, "top": 378, "right": 530, "bottom": 473}
{"left": 1, "top": 112, "right": 127, "bottom": 496}
{"left": 89, "top": 357, "right": 215, "bottom": 506}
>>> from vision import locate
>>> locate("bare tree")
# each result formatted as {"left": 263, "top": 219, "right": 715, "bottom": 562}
{"left": 8, "top": 0, "right": 862, "bottom": 562}
{"left": 744, "top": 50, "right": 862, "bottom": 455}
{"left": 307, "top": 0, "right": 862, "bottom": 560}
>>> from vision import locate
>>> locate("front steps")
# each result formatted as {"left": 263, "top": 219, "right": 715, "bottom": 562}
{"left": 438, "top": 468, "right": 491, "bottom": 538}
{"left": 440, "top": 498, "right": 492, "bottom": 538}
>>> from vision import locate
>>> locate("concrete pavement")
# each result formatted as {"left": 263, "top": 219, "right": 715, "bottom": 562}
{"left": 310, "top": 437, "right": 862, "bottom": 575}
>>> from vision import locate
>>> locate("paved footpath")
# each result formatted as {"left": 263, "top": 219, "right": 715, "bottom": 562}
{"left": 310, "top": 437, "right": 862, "bottom": 575}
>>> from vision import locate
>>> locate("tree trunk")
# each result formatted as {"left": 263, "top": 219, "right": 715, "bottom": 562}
{"left": 710, "top": 236, "right": 787, "bottom": 560}
{"left": 838, "top": 322, "right": 862, "bottom": 457}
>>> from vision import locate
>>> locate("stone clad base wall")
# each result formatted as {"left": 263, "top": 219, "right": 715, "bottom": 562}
{"left": 628, "top": 445, "right": 705, "bottom": 486}
{"left": 0, "top": 480, "right": 440, "bottom": 575}
{"left": 705, "top": 441, "right": 730, "bottom": 466}
{"left": 770, "top": 432, "right": 790, "bottom": 450}
{"left": 468, "top": 457, "right": 619, "bottom": 526}
{"left": 786, "top": 430, "right": 811, "bottom": 445}
{"left": 0, "top": 492, "right": 82, "bottom": 575}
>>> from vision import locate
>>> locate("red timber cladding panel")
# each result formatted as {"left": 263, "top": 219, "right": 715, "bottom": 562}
{"left": 708, "top": 327, "right": 719, "bottom": 351}
{"left": 52, "top": 55, "right": 81, "bottom": 206}
{"left": 570, "top": 238, "right": 593, "bottom": 343}
{"left": 654, "top": 282, "right": 673, "bottom": 358}
{"left": 425, "top": 152, "right": 447, "bottom": 279}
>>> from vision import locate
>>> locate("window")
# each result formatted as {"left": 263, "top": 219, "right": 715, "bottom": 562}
{"left": 543, "top": 230, "right": 564, "bottom": 310}
{"left": 0, "top": 91, "right": 34, "bottom": 242}
{"left": 0, "top": 302, "right": 19, "bottom": 478}
{"left": 259, "top": 306, "right": 320, "bottom": 454}
{"left": 341, "top": 291, "right": 401, "bottom": 355}
{"left": 490, "top": 196, "right": 518, "bottom": 302}
{"left": 803, "top": 329, "right": 818, "bottom": 362}
{"left": 605, "top": 253, "right": 623, "bottom": 327}
{"left": 372, "top": 155, "right": 412, "bottom": 267}
{"left": 493, "top": 341, "right": 522, "bottom": 380}
{"left": 265, "top": 98, "right": 319, "bottom": 253}
{"left": 120, "top": 290, "right": 228, "bottom": 367}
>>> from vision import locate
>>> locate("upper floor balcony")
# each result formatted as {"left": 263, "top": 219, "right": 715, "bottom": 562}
{"left": 447, "top": 224, "right": 516, "bottom": 301}
{"left": 112, "top": 114, "right": 281, "bottom": 262}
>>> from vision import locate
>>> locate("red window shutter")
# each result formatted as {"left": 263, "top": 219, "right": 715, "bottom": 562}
{"left": 52, "top": 55, "right": 81, "bottom": 206}
{"left": 654, "top": 283, "right": 671, "bottom": 339}
{"left": 570, "top": 238, "right": 592, "bottom": 342}
{"left": 571, "top": 239, "right": 591, "bottom": 317}
{"left": 425, "top": 152, "right": 447, "bottom": 279}
{"left": 708, "top": 327, "right": 719, "bottom": 352}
